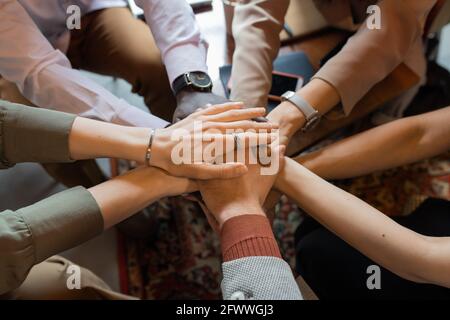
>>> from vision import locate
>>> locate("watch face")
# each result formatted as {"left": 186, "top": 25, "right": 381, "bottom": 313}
{"left": 188, "top": 72, "right": 212, "bottom": 88}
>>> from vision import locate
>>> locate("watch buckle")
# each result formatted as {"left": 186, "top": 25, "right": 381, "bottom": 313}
{"left": 184, "top": 73, "right": 193, "bottom": 86}
{"left": 302, "top": 112, "right": 321, "bottom": 132}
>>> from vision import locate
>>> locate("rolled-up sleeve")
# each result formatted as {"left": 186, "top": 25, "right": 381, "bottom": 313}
{"left": 313, "top": 0, "right": 435, "bottom": 115}
{"left": 0, "top": 0, "right": 168, "bottom": 129}
{"left": 134, "top": 0, "right": 208, "bottom": 85}
{"left": 0, "top": 187, "right": 103, "bottom": 295}
{"left": 230, "top": 0, "right": 290, "bottom": 108}
{"left": 0, "top": 100, "right": 76, "bottom": 168}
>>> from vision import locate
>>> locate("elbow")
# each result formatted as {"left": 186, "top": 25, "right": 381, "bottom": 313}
{"left": 397, "top": 236, "right": 449, "bottom": 287}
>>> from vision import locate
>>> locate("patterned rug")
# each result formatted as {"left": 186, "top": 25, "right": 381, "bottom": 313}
{"left": 117, "top": 149, "right": 450, "bottom": 299}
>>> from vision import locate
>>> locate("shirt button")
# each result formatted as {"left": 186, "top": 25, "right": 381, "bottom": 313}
{"left": 230, "top": 291, "right": 246, "bottom": 300}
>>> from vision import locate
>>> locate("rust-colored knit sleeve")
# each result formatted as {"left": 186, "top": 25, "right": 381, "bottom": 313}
{"left": 220, "top": 215, "right": 281, "bottom": 262}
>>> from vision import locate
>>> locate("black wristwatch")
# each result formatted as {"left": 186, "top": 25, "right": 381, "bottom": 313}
{"left": 172, "top": 71, "right": 213, "bottom": 95}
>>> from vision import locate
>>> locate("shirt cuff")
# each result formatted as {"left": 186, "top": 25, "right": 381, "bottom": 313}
{"left": 221, "top": 215, "right": 281, "bottom": 262}
{"left": 17, "top": 187, "right": 104, "bottom": 264}
{"left": 164, "top": 43, "right": 208, "bottom": 88}
{"left": 112, "top": 99, "right": 169, "bottom": 129}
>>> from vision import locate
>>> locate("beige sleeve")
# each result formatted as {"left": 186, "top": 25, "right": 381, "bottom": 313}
{"left": 229, "top": 0, "right": 290, "bottom": 108}
{"left": 313, "top": 0, "right": 436, "bottom": 115}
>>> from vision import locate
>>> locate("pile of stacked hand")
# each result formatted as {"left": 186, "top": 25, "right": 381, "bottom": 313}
{"left": 0, "top": 0, "right": 449, "bottom": 300}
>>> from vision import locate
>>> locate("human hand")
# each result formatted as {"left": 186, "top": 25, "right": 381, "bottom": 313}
{"left": 197, "top": 143, "right": 286, "bottom": 230}
{"left": 150, "top": 167, "right": 198, "bottom": 197}
{"left": 174, "top": 90, "right": 229, "bottom": 122}
{"left": 267, "top": 101, "right": 305, "bottom": 147}
{"left": 150, "top": 102, "right": 278, "bottom": 180}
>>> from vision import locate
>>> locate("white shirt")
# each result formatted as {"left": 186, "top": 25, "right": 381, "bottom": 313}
{"left": 0, "top": 0, "right": 209, "bottom": 128}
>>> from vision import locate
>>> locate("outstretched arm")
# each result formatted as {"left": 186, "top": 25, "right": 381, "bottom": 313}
{"left": 0, "top": 165, "right": 195, "bottom": 295}
{"left": 1, "top": 100, "right": 277, "bottom": 179}
{"left": 229, "top": 0, "right": 290, "bottom": 108}
{"left": 276, "top": 157, "right": 450, "bottom": 288}
{"left": 0, "top": 0, "right": 167, "bottom": 128}
{"left": 199, "top": 145, "right": 302, "bottom": 300}
{"left": 268, "top": 0, "right": 436, "bottom": 144}
{"left": 296, "top": 107, "right": 450, "bottom": 180}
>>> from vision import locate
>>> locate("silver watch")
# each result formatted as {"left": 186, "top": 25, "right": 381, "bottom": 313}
{"left": 281, "top": 91, "right": 321, "bottom": 132}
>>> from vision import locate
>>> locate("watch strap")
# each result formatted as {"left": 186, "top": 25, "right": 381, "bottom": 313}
{"left": 281, "top": 91, "right": 321, "bottom": 132}
{"left": 173, "top": 72, "right": 212, "bottom": 95}
{"left": 173, "top": 74, "right": 190, "bottom": 95}
{"left": 282, "top": 91, "right": 317, "bottom": 122}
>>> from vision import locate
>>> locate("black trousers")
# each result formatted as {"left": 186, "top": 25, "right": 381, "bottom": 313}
{"left": 295, "top": 198, "right": 450, "bottom": 300}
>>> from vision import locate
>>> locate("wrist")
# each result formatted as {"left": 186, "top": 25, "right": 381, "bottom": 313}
{"left": 137, "top": 166, "right": 173, "bottom": 198}
{"left": 175, "top": 86, "right": 195, "bottom": 99}
{"left": 268, "top": 101, "right": 305, "bottom": 141}
{"left": 217, "top": 202, "right": 265, "bottom": 229}
{"left": 147, "top": 128, "right": 172, "bottom": 171}
{"left": 122, "top": 127, "right": 152, "bottom": 164}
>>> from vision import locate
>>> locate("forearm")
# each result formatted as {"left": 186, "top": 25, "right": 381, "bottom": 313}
{"left": 135, "top": 0, "right": 207, "bottom": 84}
{"left": 69, "top": 117, "right": 151, "bottom": 164}
{"left": 26, "top": 64, "right": 169, "bottom": 128}
{"left": 0, "top": 99, "right": 162, "bottom": 167}
{"left": 89, "top": 167, "right": 193, "bottom": 229}
{"left": 0, "top": 1, "right": 168, "bottom": 129}
{"left": 276, "top": 158, "right": 434, "bottom": 284}
{"left": 312, "top": 0, "right": 434, "bottom": 114}
{"left": 0, "top": 167, "right": 191, "bottom": 294}
{"left": 267, "top": 78, "right": 340, "bottom": 143}
{"left": 296, "top": 107, "right": 450, "bottom": 180}
{"left": 230, "top": 0, "right": 289, "bottom": 108}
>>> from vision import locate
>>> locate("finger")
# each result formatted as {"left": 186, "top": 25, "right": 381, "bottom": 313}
{"left": 202, "top": 132, "right": 278, "bottom": 150}
{"left": 253, "top": 116, "right": 269, "bottom": 123}
{"left": 196, "top": 104, "right": 212, "bottom": 112}
{"left": 207, "top": 107, "right": 266, "bottom": 122}
{"left": 206, "top": 120, "right": 278, "bottom": 132}
{"left": 186, "top": 162, "right": 248, "bottom": 180}
{"left": 197, "top": 102, "right": 244, "bottom": 116}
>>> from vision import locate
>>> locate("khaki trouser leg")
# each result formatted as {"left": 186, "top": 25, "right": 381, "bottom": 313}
{"left": 8, "top": 256, "right": 135, "bottom": 300}
{"left": 0, "top": 76, "right": 33, "bottom": 105}
{"left": 67, "top": 7, "right": 176, "bottom": 122}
